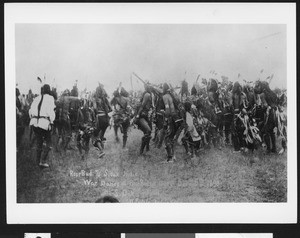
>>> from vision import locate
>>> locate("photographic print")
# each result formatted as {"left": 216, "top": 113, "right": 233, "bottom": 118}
{"left": 5, "top": 3, "right": 296, "bottom": 223}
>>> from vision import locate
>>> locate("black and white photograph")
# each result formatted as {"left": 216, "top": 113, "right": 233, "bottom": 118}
{"left": 14, "top": 23, "right": 289, "bottom": 203}
{"left": 5, "top": 3, "right": 296, "bottom": 224}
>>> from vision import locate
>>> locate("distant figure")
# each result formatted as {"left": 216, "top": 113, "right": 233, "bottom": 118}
{"left": 70, "top": 83, "right": 79, "bottom": 97}
{"left": 95, "top": 195, "right": 119, "bottom": 203}
{"left": 181, "top": 79, "right": 189, "bottom": 99}
{"left": 16, "top": 88, "right": 25, "bottom": 149}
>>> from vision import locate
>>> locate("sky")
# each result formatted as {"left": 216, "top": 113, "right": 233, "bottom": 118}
{"left": 15, "top": 24, "right": 286, "bottom": 96}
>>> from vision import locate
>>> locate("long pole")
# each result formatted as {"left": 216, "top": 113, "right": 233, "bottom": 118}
{"left": 132, "top": 72, "right": 146, "bottom": 84}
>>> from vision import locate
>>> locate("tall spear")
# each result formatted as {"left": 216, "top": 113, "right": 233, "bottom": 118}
{"left": 132, "top": 72, "right": 146, "bottom": 84}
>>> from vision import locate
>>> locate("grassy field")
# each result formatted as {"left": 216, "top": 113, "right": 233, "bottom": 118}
{"left": 17, "top": 126, "right": 287, "bottom": 203}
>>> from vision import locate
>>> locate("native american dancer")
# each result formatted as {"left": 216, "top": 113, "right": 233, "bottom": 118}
{"left": 276, "top": 104, "right": 287, "bottom": 155}
{"left": 220, "top": 83, "right": 234, "bottom": 145}
{"left": 206, "top": 78, "right": 223, "bottom": 148}
{"left": 181, "top": 101, "right": 201, "bottom": 160}
{"left": 55, "top": 89, "right": 81, "bottom": 152}
{"left": 76, "top": 98, "right": 95, "bottom": 160}
{"left": 133, "top": 83, "right": 153, "bottom": 155}
{"left": 162, "top": 83, "right": 184, "bottom": 162}
{"left": 29, "top": 84, "right": 56, "bottom": 168}
{"left": 151, "top": 85, "right": 165, "bottom": 148}
{"left": 231, "top": 81, "right": 248, "bottom": 152}
{"left": 110, "top": 85, "right": 132, "bottom": 149}
{"left": 92, "top": 83, "right": 112, "bottom": 158}
{"left": 254, "top": 80, "right": 278, "bottom": 154}
{"left": 275, "top": 89, "right": 287, "bottom": 154}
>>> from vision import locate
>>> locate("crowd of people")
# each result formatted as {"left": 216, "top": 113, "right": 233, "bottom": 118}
{"left": 16, "top": 75, "right": 287, "bottom": 168}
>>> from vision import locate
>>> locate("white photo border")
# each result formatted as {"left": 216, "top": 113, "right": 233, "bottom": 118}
{"left": 5, "top": 3, "right": 297, "bottom": 224}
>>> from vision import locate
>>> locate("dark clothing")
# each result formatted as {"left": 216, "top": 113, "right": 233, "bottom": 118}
{"left": 232, "top": 112, "right": 245, "bottom": 151}
{"left": 153, "top": 111, "right": 165, "bottom": 148}
{"left": 77, "top": 126, "right": 93, "bottom": 156}
{"left": 136, "top": 117, "right": 152, "bottom": 136}
{"left": 223, "top": 105, "right": 233, "bottom": 144}
{"left": 136, "top": 117, "right": 152, "bottom": 154}
{"left": 215, "top": 105, "right": 224, "bottom": 137}
{"left": 135, "top": 90, "right": 153, "bottom": 154}
{"left": 16, "top": 97, "right": 25, "bottom": 148}
{"left": 262, "top": 107, "right": 277, "bottom": 153}
{"left": 165, "top": 116, "right": 183, "bottom": 159}
{"left": 56, "top": 96, "right": 80, "bottom": 150}
{"left": 32, "top": 126, "right": 52, "bottom": 164}
{"left": 92, "top": 92, "right": 111, "bottom": 152}
{"left": 111, "top": 95, "right": 131, "bottom": 148}
{"left": 113, "top": 112, "right": 130, "bottom": 148}
{"left": 94, "top": 114, "right": 110, "bottom": 142}
{"left": 153, "top": 96, "right": 166, "bottom": 148}
{"left": 224, "top": 112, "right": 233, "bottom": 144}
{"left": 182, "top": 131, "right": 200, "bottom": 156}
{"left": 76, "top": 106, "right": 95, "bottom": 157}
{"left": 163, "top": 93, "right": 183, "bottom": 160}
